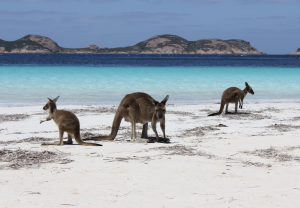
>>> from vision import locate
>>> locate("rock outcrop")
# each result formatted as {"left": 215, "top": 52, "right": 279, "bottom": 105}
{"left": 0, "top": 34, "right": 266, "bottom": 55}
{"left": 132, "top": 35, "right": 265, "bottom": 54}
{"left": 0, "top": 35, "right": 59, "bottom": 53}
{"left": 28, "top": 35, "right": 59, "bottom": 53}
{"left": 87, "top": 44, "right": 100, "bottom": 50}
{"left": 133, "top": 35, "right": 189, "bottom": 54}
{"left": 193, "top": 39, "right": 263, "bottom": 55}
{"left": 291, "top": 48, "right": 300, "bottom": 55}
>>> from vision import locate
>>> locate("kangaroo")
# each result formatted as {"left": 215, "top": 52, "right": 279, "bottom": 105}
{"left": 84, "top": 92, "right": 169, "bottom": 143}
{"left": 40, "top": 96, "right": 102, "bottom": 146}
{"left": 208, "top": 82, "right": 254, "bottom": 116}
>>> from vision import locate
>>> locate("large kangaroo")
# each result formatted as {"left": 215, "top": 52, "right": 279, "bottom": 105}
{"left": 40, "top": 96, "right": 102, "bottom": 146}
{"left": 208, "top": 82, "right": 254, "bottom": 116}
{"left": 85, "top": 92, "right": 169, "bottom": 143}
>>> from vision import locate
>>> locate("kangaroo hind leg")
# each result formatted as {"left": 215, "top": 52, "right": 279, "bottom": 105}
{"left": 64, "top": 134, "right": 73, "bottom": 144}
{"left": 131, "top": 121, "right": 152, "bottom": 143}
{"left": 42, "top": 130, "right": 64, "bottom": 145}
{"left": 225, "top": 104, "right": 229, "bottom": 114}
{"left": 141, "top": 123, "right": 148, "bottom": 138}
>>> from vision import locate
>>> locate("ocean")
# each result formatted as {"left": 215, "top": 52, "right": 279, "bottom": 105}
{"left": 0, "top": 54, "right": 300, "bottom": 106}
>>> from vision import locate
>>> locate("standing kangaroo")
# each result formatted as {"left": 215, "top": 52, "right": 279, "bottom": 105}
{"left": 208, "top": 82, "right": 254, "bottom": 116}
{"left": 40, "top": 96, "right": 102, "bottom": 146}
{"left": 84, "top": 92, "right": 169, "bottom": 143}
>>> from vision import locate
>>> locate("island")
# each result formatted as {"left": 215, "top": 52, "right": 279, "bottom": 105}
{"left": 0, "top": 34, "right": 266, "bottom": 55}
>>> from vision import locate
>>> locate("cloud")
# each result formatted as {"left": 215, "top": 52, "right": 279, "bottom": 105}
{"left": 66, "top": 12, "right": 192, "bottom": 25}
{"left": 0, "top": 0, "right": 61, "bottom": 2}
{"left": 139, "top": 0, "right": 300, "bottom": 3}
{"left": 87, "top": 0, "right": 120, "bottom": 2}
{"left": 257, "top": 16, "right": 285, "bottom": 19}
{"left": 0, "top": 10, "right": 75, "bottom": 15}
{"left": 0, "top": 0, "right": 120, "bottom": 2}
{"left": 0, "top": 18, "right": 53, "bottom": 26}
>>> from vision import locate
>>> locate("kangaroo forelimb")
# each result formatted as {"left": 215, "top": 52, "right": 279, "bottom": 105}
{"left": 40, "top": 116, "right": 52, "bottom": 124}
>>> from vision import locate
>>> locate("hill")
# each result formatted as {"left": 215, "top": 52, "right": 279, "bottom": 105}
{"left": 0, "top": 34, "right": 266, "bottom": 55}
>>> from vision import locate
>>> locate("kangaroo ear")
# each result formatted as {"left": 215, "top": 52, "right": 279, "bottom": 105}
{"left": 148, "top": 97, "right": 159, "bottom": 106}
{"left": 47, "top": 97, "right": 52, "bottom": 102}
{"left": 53, "top": 96, "right": 60, "bottom": 102}
{"left": 245, "top": 82, "right": 249, "bottom": 87}
{"left": 161, "top": 95, "right": 169, "bottom": 105}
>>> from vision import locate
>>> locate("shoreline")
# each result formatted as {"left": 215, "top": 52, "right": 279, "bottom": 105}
{"left": 1, "top": 98, "right": 300, "bottom": 107}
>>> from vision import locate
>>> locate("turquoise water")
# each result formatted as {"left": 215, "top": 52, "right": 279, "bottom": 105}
{"left": 1, "top": 64, "right": 300, "bottom": 106}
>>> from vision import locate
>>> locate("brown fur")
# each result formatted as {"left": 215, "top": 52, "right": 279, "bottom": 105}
{"left": 84, "top": 92, "right": 169, "bottom": 143}
{"left": 208, "top": 82, "right": 254, "bottom": 116}
{"left": 40, "top": 96, "right": 102, "bottom": 146}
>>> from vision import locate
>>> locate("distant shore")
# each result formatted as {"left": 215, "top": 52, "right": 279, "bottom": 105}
{"left": 0, "top": 34, "right": 266, "bottom": 55}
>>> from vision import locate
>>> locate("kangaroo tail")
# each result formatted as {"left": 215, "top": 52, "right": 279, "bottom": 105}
{"left": 208, "top": 101, "right": 225, "bottom": 116}
{"left": 79, "top": 142, "right": 103, "bottom": 146}
{"left": 74, "top": 132, "right": 103, "bottom": 146}
{"left": 207, "top": 112, "right": 220, "bottom": 116}
{"left": 86, "top": 110, "right": 123, "bottom": 141}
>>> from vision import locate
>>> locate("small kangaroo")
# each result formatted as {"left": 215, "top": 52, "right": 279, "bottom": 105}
{"left": 208, "top": 82, "right": 254, "bottom": 116}
{"left": 40, "top": 96, "right": 102, "bottom": 146}
{"left": 84, "top": 92, "right": 169, "bottom": 143}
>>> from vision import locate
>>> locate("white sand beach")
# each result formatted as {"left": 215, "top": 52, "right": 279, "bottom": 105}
{"left": 1, "top": 103, "right": 300, "bottom": 207}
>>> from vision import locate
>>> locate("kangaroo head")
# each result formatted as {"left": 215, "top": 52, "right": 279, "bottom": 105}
{"left": 149, "top": 95, "right": 169, "bottom": 119}
{"left": 43, "top": 96, "right": 59, "bottom": 113}
{"left": 245, "top": 82, "right": 254, "bottom": 95}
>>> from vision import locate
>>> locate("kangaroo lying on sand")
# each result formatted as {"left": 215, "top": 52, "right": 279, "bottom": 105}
{"left": 40, "top": 96, "right": 102, "bottom": 146}
{"left": 84, "top": 92, "right": 169, "bottom": 143}
{"left": 208, "top": 82, "right": 254, "bottom": 116}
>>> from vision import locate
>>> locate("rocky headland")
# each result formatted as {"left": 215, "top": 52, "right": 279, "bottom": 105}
{"left": 0, "top": 34, "right": 266, "bottom": 55}
{"left": 290, "top": 48, "right": 300, "bottom": 55}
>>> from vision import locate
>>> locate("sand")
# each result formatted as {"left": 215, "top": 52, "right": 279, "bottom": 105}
{"left": 1, "top": 103, "right": 300, "bottom": 207}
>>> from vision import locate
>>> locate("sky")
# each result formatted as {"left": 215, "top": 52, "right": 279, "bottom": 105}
{"left": 0, "top": 0, "right": 300, "bottom": 54}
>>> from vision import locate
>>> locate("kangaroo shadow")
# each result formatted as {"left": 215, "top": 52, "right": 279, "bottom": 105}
{"left": 225, "top": 112, "right": 251, "bottom": 115}
{"left": 146, "top": 136, "right": 171, "bottom": 143}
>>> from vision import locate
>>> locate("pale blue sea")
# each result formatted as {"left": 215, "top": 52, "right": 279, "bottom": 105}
{"left": 0, "top": 54, "right": 300, "bottom": 106}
